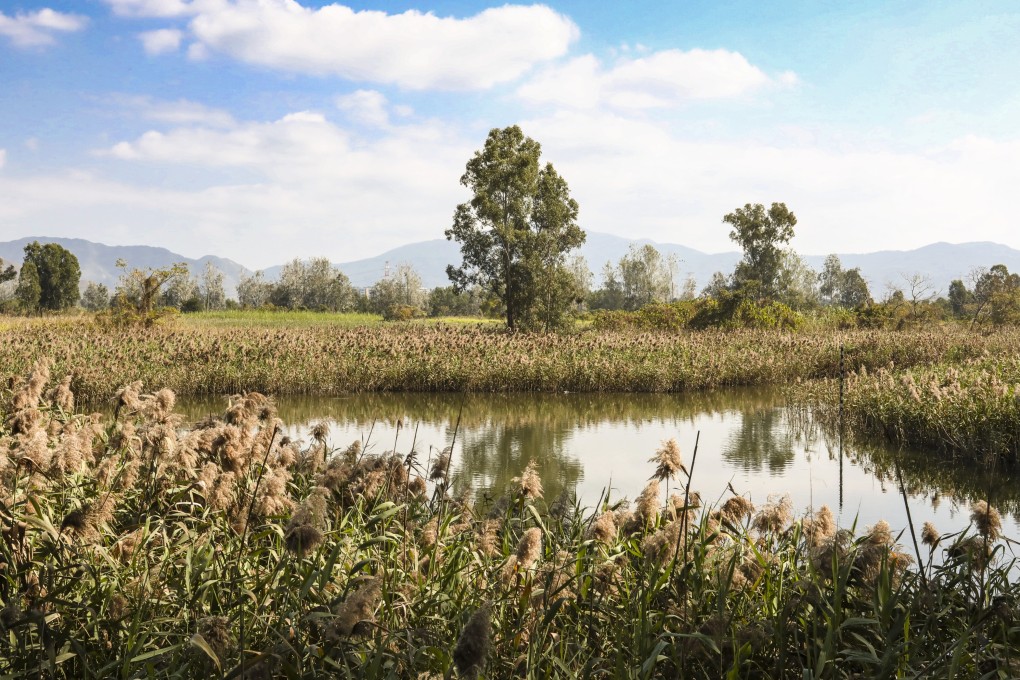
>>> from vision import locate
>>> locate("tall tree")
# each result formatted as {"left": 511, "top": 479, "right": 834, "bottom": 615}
{"left": 200, "top": 262, "right": 226, "bottom": 311}
{"left": 617, "top": 244, "right": 673, "bottom": 310}
{"left": 15, "top": 261, "right": 41, "bottom": 314}
{"left": 446, "top": 125, "right": 584, "bottom": 331}
{"left": 22, "top": 241, "right": 81, "bottom": 311}
{"left": 724, "top": 202, "right": 797, "bottom": 299}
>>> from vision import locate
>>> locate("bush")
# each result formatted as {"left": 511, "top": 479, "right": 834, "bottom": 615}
{"left": 383, "top": 304, "right": 426, "bottom": 322}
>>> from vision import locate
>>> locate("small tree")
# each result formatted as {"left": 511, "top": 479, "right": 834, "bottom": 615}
{"left": 237, "top": 271, "right": 273, "bottom": 308}
{"left": 111, "top": 260, "right": 189, "bottom": 325}
{"left": 0, "top": 259, "right": 15, "bottom": 285}
{"left": 724, "top": 202, "right": 797, "bottom": 299}
{"left": 80, "top": 282, "right": 111, "bottom": 311}
{"left": 200, "top": 262, "right": 226, "bottom": 311}
{"left": 370, "top": 263, "right": 427, "bottom": 315}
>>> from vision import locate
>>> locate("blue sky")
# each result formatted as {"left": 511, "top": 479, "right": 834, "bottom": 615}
{"left": 1, "top": 0, "right": 1019, "bottom": 269}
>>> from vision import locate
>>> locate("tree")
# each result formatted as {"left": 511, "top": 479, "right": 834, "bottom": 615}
{"left": 446, "top": 125, "right": 585, "bottom": 332}
{"left": 840, "top": 268, "right": 872, "bottom": 307}
{"left": 200, "top": 262, "right": 226, "bottom": 311}
{"left": 112, "top": 259, "right": 190, "bottom": 324}
{"left": 15, "top": 261, "right": 41, "bottom": 314}
{"left": 724, "top": 202, "right": 797, "bottom": 299}
{"left": 160, "top": 266, "right": 199, "bottom": 309}
{"left": 370, "top": 263, "right": 427, "bottom": 315}
{"left": 947, "top": 279, "right": 970, "bottom": 317}
{"left": 237, "top": 271, "right": 273, "bottom": 308}
{"left": 0, "top": 258, "right": 15, "bottom": 285}
{"left": 269, "top": 258, "right": 357, "bottom": 311}
{"left": 80, "top": 282, "right": 110, "bottom": 311}
{"left": 617, "top": 244, "right": 672, "bottom": 310}
{"left": 22, "top": 241, "right": 80, "bottom": 311}
{"left": 774, "top": 250, "right": 820, "bottom": 310}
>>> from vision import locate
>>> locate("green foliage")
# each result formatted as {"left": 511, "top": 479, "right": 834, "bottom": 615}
{"left": 427, "top": 285, "right": 483, "bottom": 317}
{"left": 106, "top": 260, "right": 189, "bottom": 326}
{"left": 591, "top": 244, "right": 677, "bottom": 311}
{"left": 15, "top": 260, "right": 41, "bottom": 314}
{"left": 21, "top": 241, "right": 81, "bottom": 311}
{"left": 0, "top": 258, "right": 15, "bottom": 285}
{"left": 446, "top": 125, "right": 586, "bottom": 332}
{"left": 382, "top": 303, "right": 426, "bottom": 322}
{"left": 79, "top": 281, "right": 110, "bottom": 312}
{"left": 370, "top": 263, "right": 427, "bottom": 316}
{"left": 724, "top": 202, "right": 797, "bottom": 299}
{"left": 268, "top": 258, "right": 358, "bottom": 312}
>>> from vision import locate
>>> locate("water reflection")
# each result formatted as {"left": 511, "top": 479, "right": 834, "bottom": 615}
{"left": 175, "top": 389, "right": 1020, "bottom": 539}
{"left": 723, "top": 408, "right": 796, "bottom": 475}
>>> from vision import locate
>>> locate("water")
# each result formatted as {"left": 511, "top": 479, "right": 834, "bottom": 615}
{"left": 176, "top": 389, "right": 1020, "bottom": 544}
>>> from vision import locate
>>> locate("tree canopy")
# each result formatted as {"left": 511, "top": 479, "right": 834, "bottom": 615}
{"left": 446, "top": 125, "right": 585, "bottom": 331}
{"left": 22, "top": 241, "right": 80, "bottom": 311}
{"left": 724, "top": 202, "right": 796, "bottom": 299}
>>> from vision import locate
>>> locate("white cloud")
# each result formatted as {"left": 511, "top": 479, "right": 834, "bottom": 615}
{"left": 113, "top": 95, "right": 237, "bottom": 127}
{"left": 336, "top": 90, "right": 393, "bottom": 127}
{"left": 0, "top": 8, "right": 87, "bottom": 48}
{"left": 104, "top": 0, "right": 578, "bottom": 90}
{"left": 24, "top": 138, "right": 39, "bottom": 151}
{"left": 0, "top": 149, "right": 6, "bottom": 169}
{"left": 519, "top": 48, "right": 789, "bottom": 110}
{"left": 518, "top": 110, "right": 1020, "bottom": 255}
{"left": 104, "top": 0, "right": 195, "bottom": 18}
{"left": 140, "top": 28, "right": 183, "bottom": 55}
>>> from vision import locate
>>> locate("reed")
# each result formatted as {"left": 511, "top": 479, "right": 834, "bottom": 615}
{"left": 2, "top": 365, "right": 1019, "bottom": 678}
{"left": 4, "top": 319, "right": 1018, "bottom": 403}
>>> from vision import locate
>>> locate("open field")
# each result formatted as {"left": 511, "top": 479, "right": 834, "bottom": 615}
{"left": 3, "top": 316, "right": 1017, "bottom": 405}
{"left": 2, "top": 367, "right": 1019, "bottom": 678}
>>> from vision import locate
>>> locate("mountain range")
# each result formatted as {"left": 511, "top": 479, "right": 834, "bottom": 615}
{"left": 3, "top": 234, "right": 1020, "bottom": 300}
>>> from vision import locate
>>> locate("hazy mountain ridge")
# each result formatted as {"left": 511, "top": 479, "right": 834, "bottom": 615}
{"left": 0, "top": 237, "right": 250, "bottom": 298}
{"left": 3, "top": 235, "right": 1020, "bottom": 301}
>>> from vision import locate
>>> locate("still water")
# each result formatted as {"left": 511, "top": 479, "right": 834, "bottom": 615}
{"left": 178, "top": 389, "right": 1020, "bottom": 542}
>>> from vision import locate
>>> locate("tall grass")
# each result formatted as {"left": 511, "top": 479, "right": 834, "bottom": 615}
{"left": 3, "top": 320, "right": 1017, "bottom": 403}
{"left": 796, "top": 354, "right": 1020, "bottom": 463}
{"left": 2, "top": 362, "right": 1019, "bottom": 678}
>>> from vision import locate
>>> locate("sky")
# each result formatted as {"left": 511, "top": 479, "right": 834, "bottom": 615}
{"left": 1, "top": 0, "right": 1019, "bottom": 270}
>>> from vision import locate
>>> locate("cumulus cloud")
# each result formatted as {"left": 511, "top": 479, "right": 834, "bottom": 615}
{"left": 336, "top": 90, "right": 395, "bottom": 127}
{"left": 0, "top": 8, "right": 87, "bottom": 47}
{"left": 521, "top": 110, "right": 1020, "bottom": 254}
{"left": 102, "top": 0, "right": 578, "bottom": 90}
{"left": 140, "top": 28, "right": 183, "bottom": 54}
{"left": 518, "top": 49, "right": 790, "bottom": 109}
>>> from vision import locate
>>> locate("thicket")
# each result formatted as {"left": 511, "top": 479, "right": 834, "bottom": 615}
{"left": 2, "top": 363, "right": 1019, "bottom": 678}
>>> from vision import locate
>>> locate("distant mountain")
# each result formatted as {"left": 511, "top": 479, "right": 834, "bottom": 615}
{"left": 0, "top": 237, "right": 251, "bottom": 297}
{"left": 803, "top": 242, "right": 1020, "bottom": 296}
{"left": 3, "top": 234, "right": 1019, "bottom": 302}
{"left": 313, "top": 234, "right": 1020, "bottom": 295}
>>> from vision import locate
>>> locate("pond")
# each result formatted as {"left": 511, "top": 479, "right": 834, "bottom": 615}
{"left": 177, "top": 388, "right": 1020, "bottom": 544}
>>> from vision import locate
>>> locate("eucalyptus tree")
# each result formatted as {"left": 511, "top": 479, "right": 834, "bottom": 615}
{"left": 446, "top": 125, "right": 585, "bottom": 331}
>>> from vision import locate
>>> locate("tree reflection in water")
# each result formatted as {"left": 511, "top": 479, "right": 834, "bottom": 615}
{"left": 722, "top": 407, "right": 796, "bottom": 474}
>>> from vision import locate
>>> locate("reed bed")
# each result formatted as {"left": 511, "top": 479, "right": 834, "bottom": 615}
{"left": 3, "top": 321, "right": 1017, "bottom": 403}
{"left": 797, "top": 354, "right": 1020, "bottom": 464}
{"left": 3, "top": 362, "right": 1020, "bottom": 678}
